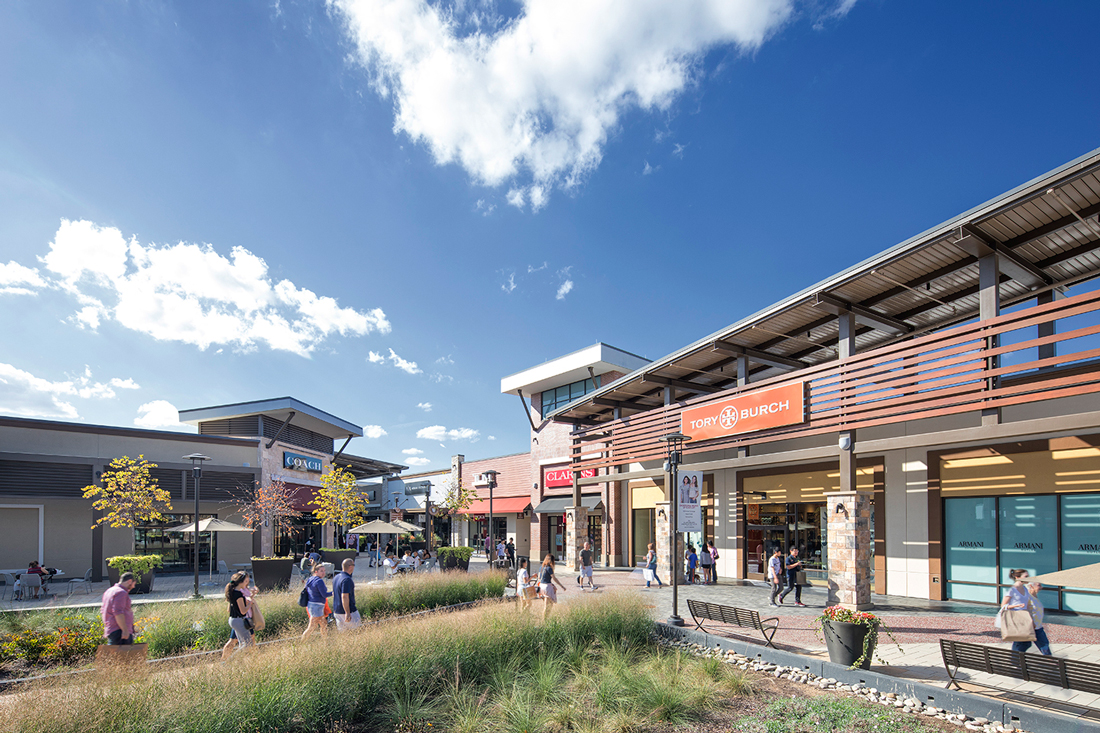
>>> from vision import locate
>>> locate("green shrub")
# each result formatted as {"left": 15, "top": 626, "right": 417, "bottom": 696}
{"left": 106, "top": 554, "right": 163, "bottom": 576}
{"left": 436, "top": 546, "right": 474, "bottom": 563}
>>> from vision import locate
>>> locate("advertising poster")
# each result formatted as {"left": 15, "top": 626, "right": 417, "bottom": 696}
{"left": 678, "top": 470, "right": 703, "bottom": 533}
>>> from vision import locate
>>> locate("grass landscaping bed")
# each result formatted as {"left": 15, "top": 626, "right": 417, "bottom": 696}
{"left": 2, "top": 593, "right": 968, "bottom": 733}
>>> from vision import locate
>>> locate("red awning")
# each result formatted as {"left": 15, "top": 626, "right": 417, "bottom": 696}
{"left": 464, "top": 496, "right": 531, "bottom": 516}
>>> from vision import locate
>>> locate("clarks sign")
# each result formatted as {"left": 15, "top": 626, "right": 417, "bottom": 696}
{"left": 545, "top": 467, "right": 597, "bottom": 488}
{"left": 681, "top": 382, "right": 805, "bottom": 441}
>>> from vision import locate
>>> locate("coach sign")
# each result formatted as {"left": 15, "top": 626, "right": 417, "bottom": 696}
{"left": 681, "top": 382, "right": 805, "bottom": 441}
{"left": 284, "top": 451, "right": 323, "bottom": 473}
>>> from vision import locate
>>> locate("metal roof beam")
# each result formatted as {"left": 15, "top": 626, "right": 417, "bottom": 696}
{"left": 1034, "top": 237, "right": 1100, "bottom": 270}
{"left": 641, "top": 374, "right": 722, "bottom": 394}
{"left": 710, "top": 340, "right": 806, "bottom": 370}
{"left": 812, "top": 293, "right": 912, "bottom": 336}
{"left": 1001, "top": 200, "right": 1100, "bottom": 250}
{"left": 955, "top": 226, "right": 1051, "bottom": 289}
{"left": 592, "top": 396, "right": 653, "bottom": 412}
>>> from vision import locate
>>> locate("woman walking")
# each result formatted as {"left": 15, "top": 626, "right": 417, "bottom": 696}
{"left": 516, "top": 557, "right": 537, "bottom": 612}
{"left": 699, "top": 541, "right": 714, "bottom": 584}
{"left": 1001, "top": 569, "right": 1051, "bottom": 655}
{"left": 223, "top": 571, "right": 253, "bottom": 658}
{"left": 538, "top": 554, "right": 567, "bottom": 620}
{"left": 643, "top": 542, "right": 663, "bottom": 588}
{"left": 707, "top": 541, "right": 720, "bottom": 584}
{"left": 302, "top": 561, "right": 331, "bottom": 639}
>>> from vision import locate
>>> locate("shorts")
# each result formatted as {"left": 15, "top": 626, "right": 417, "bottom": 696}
{"left": 540, "top": 583, "right": 557, "bottom": 602}
{"left": 307, "top": 602, "right": 326, "bottom": 618}
{"left": 580, "top": 565, "right": 593, "bottom": 578}
{"left": 334, "top": 610, "right": 361, "bottom": 630}
{"left": 106, "top": 629, "right": 133, "bottom": 646}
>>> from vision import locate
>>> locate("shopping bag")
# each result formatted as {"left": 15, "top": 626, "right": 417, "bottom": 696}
{"left": 993, "top": 609, "right": 1002, "bottom": 630}
{"left": 794, "top": 571, "right": 809, "bottom": 586}
{"left": 96, "top": 643, "right": 149, "bottom": 679}
{"left": 251, "top": 603, "right": 266, "bottom": 632}
{"left": 642, "top": 568, "right": 655, "bottom": 583}
{"left": 1000, "top": 609, "right": 1036, "bottom": 642}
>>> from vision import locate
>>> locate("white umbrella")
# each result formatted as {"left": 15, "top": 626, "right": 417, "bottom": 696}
{"left": 166, "top": 518, "right": 254, "bottom": 582}
{"left": 349, "top": 520, "right": 407, "bottom": 570}
{"left": 1027, "top": 562, "right": 1100, "bottom": 590}
{"left": 391, "top": 519, "right": 423, "bottom": 534}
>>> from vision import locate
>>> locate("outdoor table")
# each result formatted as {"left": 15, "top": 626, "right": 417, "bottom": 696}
{"left": 394, "top": 564, "right": 414, "bottom": 575}
{"left": 233, "top": 563, "right": 252, "bottom": 570}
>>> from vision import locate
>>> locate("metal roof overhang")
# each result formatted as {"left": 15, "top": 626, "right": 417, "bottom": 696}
{"left": 179, "top": 397, "right": 363, "bottom": 439}
{"left": 552, "top": 147, "right": 1100, "bottom": 424}
{"left": 532, "top": 495, "right": 604, "bottom": 514}
{"left": 334, "top": 453, "right": 408, "bottom": 480}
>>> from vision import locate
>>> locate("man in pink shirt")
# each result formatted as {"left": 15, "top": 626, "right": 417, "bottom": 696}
{"left": 100, "top": 572, "right": 137, "bottom": 645}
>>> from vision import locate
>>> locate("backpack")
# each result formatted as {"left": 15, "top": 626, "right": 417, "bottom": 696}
{"left": 298, "top": 583, "right": 310, "bottom": 607}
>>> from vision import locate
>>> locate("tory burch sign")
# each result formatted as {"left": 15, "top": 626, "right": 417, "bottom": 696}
{"left": 680, "top": 381, "right": 805, "bottom": 441}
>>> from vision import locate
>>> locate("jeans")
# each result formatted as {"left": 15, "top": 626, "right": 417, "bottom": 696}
{"left": 770, "top": 579, "right": 783, "bottom": 605}
{"left": 646, "top": 567, "right": 663, "bottom": 587}
{"left": 1012, "top": 626, "right": 1052, "bottom": 656}
{"left": 780, "top": 575, "right": 802, "bottom": 603}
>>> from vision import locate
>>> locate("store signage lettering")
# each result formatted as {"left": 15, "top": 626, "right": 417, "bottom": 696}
{"left": 545, "top": 468, "right": 597, "bottom": 487}
{"left": 1014, "top": 542, "right": 1043, "bottom": 550}
{"left": 958, "top": 541, "right": 984, "bottom": 548}
{"left": 404, "top": 481, "right": 431, "bottom": 495}
{"left": 284, "top": 451, "right": 322, "bottom": 473}
{"left": 681, "top": 382, "right": 805, "bottom": 441}
{"left": 1081, "top": 543, "right": 1100, "bottom": 552}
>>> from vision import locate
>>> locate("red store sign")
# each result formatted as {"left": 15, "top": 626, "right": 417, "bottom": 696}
{"left": 544, "top": 467, "right": 597, "bottom": 488}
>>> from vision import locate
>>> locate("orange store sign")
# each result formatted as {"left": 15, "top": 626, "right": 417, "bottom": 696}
{"left": 681, "top": 382, "right": 805, "bottom": 441}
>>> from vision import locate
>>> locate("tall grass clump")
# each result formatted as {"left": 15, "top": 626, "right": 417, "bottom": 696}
{"left": 7, "top": 592, "right": 743, "bottom": 733}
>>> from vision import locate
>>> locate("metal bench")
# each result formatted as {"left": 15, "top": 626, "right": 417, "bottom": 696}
{"left": 686, "top": 598, "right": 779, "bottom": 648}
{"left": 940, "top": 639, "right": 1100, "bottom": 722}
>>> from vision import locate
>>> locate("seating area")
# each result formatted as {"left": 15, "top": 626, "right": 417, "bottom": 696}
{"left": 940, "top": 639, "right": 1100, "bottom": 721}
{"left": 686, "top": 598, "right": 780, "bottom": 648}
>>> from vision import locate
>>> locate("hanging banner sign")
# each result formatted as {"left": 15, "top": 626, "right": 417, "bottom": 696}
{"left": 677, "top": 470, "right": 703, "bottom": 533}
{"left": 544, "top": 467, "right": 597, "bottom": 488}
{"left": 680, "top": 382, "right": 805, "bottom": 441}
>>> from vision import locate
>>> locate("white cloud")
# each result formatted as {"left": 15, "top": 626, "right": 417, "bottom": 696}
{"left": 0, "top": 261, "right": 47, "bottom": 295}
{"left": 672, "top": 142, "right": 686, "bottom": 158}
{"left": 331, "top": 0, "right": 806, "bottom": 204}
{"left": 488, "top": 435, "right": 496, "bottom": 441}
{"left": 402, "top": 447, "right": 424, "bottom": 455}
{"left": 501, "top": 272, "right": 516, "bottom": 293}
{"left": 416, "top": 425, "right": 480, "bottom": 442}
{"left": 388, "top": 348, "right": 422, "bottom": 374}
{"left": 406, "top": 456, "right": 431, "bottom": 466}
{"left": 0, "top": 363, "right": 79, "bottom": 418}
{"left": 417, "top": 401, "right": 432, "bottom": 412}
{"left": 429, "top": 373, "right": 454, "bottom": 384}
{"left": 643, "top": 161, "right": 659, "bottom": 175}
{"left": 368, "top": 351, "right": 386, "bottom": 363}
{"left": 134, "top": 400, "right": 188, "bottom": 430}
{"left": 363, "top": 424, "right": 388, "bottom": 438}
{"left": 475, "top": 199, "right": 496, "bottom": 215}
{"left": 110, "top": 377, "right": 140, "bottom": 390}
{"left": 435, "top": 354, "right": 454, "bottom": 365}
{"left": 527, "top": 262, "right": 547, "bottom": 274}
{"left": 556, "top": 280, "right": 574, "bottom": 300}
{"left": 30, "top": 219, "right": 390, "bottom": 357}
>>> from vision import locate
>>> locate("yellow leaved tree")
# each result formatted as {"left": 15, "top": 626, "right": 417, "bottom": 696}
{"left": 310, "top": 464, "right": 367, "bottom": 532}
{"left": 82, "top": 455, "right": 173, "bottom": 529}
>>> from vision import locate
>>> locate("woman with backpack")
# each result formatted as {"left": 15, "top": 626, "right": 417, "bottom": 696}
{"left": 301, "top": 561, "right": 331, "bottom": 639}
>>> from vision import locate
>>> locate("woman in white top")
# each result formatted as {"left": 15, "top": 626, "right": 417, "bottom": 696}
{"left": 1001, "top": 569, "right": 1051, "bottom": 655}
{"left": 515, "top": 558, "right": 536, "bottom": 612}
{"left": 767, "top": 547, "right": 784, "bottom": 607}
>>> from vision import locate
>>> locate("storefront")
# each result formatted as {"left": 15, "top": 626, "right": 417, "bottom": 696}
{"left": 937, "top": 441, "right": 1100, "bottom": 613}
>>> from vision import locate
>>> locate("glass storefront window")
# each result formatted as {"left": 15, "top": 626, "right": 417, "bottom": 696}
{"left": 134, "top": 513, "right": 217, "bottom": 573}
{"left": 1061, "top": 494, "right": 1100, "bottom": 614}
{"left": 745, "top": 502, "right": 827, "bottom": 579}
{"left": 945, "top": 497, "right": 998, "bottom": 603}
{"left": 999, "top": 495, "right": 1059, "bottom": 609}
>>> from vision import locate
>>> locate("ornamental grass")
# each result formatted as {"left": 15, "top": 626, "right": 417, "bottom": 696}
{"left": 2, "top": 593, "right": 749, "bottom": 733}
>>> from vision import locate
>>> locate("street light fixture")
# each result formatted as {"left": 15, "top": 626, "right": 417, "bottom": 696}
{"left": 657, "top": 432, "right": 691, "bottom": 626}
{"left": 183, "top": 453, "right": 211, "bottom": 600}
{"left": 482, "top": 470, "right": 499, "bottom": 565}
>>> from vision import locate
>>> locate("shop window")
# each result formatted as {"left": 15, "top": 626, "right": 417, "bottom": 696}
{"left": 540, "top": 379, "right": 596, "bottom": 416}
{"left": 999, "top": 495, "right": 1059, "bottom": 609}
{"left": 1061, "top": 494, "right": 1100, "bottom": 614}
{"left": 945, "top": 497, "right": 998, "bottom": 603}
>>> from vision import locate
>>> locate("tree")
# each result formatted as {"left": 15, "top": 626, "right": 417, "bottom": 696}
{"left": 439, "top": 474, "right": 476, "bottom": 517}
{"left": 310, "top": 464, "right": 368, "bottom": 532}
{"left": 233, "top": 477, "right": 302, "bottom": 556}
{"left": 82, "top": 455, "right": 173, "bottom": 529}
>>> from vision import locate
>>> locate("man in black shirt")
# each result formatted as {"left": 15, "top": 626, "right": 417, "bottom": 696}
{"left": 578, "top": 540, "right": 596, "bottom": 590}
{"left": 779, "top": 546, "right": 805, "bottom": 607}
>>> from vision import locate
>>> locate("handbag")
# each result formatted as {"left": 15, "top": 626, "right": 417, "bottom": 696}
{"left": 251, "top": 603, "right": 265, "bottom": 632}
{"left": 298, "top": 585, "right": 309, "bottom": 608}
{"left": 794, "top": 571, "right": 809, "bottom": 586}
{"left": 1000, "top": 609, "right": 1036, "bottom": 642}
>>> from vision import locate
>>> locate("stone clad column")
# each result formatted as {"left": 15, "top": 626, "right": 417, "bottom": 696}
{"left": 565, "top": 506, "right": 587, "bottom": 572}
{"left": 654, "top": 501, "right": 685, "bottom": 585}
{"left": 825, "top": 489, "right": 874, "bottom": 610}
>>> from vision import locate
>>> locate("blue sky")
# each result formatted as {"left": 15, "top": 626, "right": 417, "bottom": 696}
{"left": 1, "top": 0, "right": 1098, "bottom": 471}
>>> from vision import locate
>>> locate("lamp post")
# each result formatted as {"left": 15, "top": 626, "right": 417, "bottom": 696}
{"left": 183, "top": 453, "right": 211, "bottom": 599}
{"left": 658, "top": 433, "right": 691, "bottom": 626}
{"left": 482, "top": 470, "right": 499, "bottom": 565}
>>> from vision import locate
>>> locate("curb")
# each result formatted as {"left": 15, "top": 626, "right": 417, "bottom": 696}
{"left": 656, "top": 622, "right": 1100, "bottom": 733}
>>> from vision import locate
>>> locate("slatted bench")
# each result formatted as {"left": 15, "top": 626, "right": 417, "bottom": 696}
{"left": 686, "top": 599, "right": 779, "bottom": 648}
{"left": 940, "top": 639, "right": 1100, "bottom": 722}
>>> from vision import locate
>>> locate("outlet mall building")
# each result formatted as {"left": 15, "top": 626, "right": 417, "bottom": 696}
{"left": 474, "top": 148, "right": 1100, "bottom": 613}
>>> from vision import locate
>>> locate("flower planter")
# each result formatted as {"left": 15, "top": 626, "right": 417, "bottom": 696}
{"left": 822, "top": 619, "right": 877, "bottom": 670}
{"left": 251, "top": 558, "right": 294, "bottom": 591}
{"left": 320, "top": 550, "right": 358, "bottom": 571}
{"left": 107, "top": 566, "right": 157, "bottom": 594}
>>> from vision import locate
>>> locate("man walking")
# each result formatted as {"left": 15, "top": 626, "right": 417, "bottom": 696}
{"left": 484, "top": 533, "right": 493, "bottom": 564}
{"left": 100, "top": 572, "right": 137, "bottom": 645}
{"left": 578, "top": 540, "right": 597, "bottom": 590}
{"left": 332, "top": 558, "right": 360, "bottom": 630}
{"left": 767, "top": 547, "right": 784, "bottom": 607}
{"left": 505, "top": 538, "right": 516, "bottom": 568}
{"left": 779, "top": 546, "right": 806, "bottom": 607}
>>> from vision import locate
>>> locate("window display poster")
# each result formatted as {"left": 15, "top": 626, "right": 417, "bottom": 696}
{"left": 678, "top": 470, "right": 703, "bottom": 533}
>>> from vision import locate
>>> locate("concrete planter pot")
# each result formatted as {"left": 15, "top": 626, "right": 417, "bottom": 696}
{"left": 107, "top": 566, "right": 157, "bottom": 594}
{"left": 251, "top": 558, "right": 294, "bottom": 591}
{"left": 320, "top": 550, "right": 358, "bottom": 570}
{"left": 822, "top": 619, "right": 877, "bottom": 670}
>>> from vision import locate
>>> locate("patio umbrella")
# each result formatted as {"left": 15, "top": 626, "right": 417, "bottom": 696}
{"left": 1027, "top": 562, "right": 1100, "bottom": 590}
{"left": 166, "top": 518, "right": 254, "bottom": 582}
{"left": 391, "top": 519, "right": 423, "bottom": 534}
{"left": 348, "top": 520, "right": 408, "bottom": 566}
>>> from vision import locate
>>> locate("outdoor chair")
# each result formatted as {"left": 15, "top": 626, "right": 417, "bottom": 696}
{"left": 0, "top": 572, "right": 15, "bottom": 602}
{"left": 218, "top": 560, "right": 230, "bottom": 583}
{"left": 68, "top": 568, "right": 93, "bottom": 596}
{"left": 18, "top": 573, "right": 44, "bottom": 601}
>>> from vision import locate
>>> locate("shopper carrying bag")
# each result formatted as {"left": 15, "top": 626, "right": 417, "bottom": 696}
{"left": 1000, "top": 569, "right": 1038, "bottom": 645}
